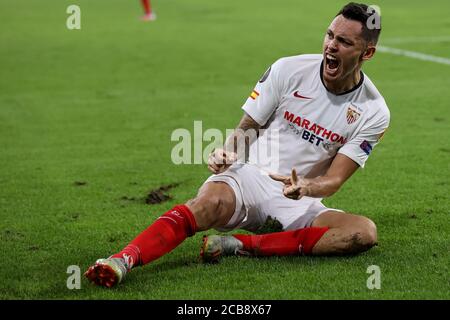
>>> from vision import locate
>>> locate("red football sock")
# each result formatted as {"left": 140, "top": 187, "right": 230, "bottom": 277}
{"left": 233, "top": 227, "right": 329, "bottom": 256}
{"left": 112, "top": 205, "right": 197, "bottom": 268}
{"left": 141, "top": 0, "right": 152, "bottom": 15}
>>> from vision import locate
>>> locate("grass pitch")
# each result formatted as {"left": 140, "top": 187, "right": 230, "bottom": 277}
{"left": 0, "top": 0, "right": 449, "bottom": 299}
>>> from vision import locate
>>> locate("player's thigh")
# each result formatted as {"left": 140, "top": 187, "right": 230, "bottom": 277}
{"left": 200, "top": 163, "right": 276, "bottom": 232}
{"left": 186, "top": 181, "right": 236, "bottom": 231}
{"left": 311, "top": 210, "right": 377, "bottom": 236}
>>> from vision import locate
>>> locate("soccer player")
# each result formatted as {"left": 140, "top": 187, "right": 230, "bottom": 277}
{"left": 86, "top": 2, "right": 389, "bottom": 287}
{"left": 140, "top": 0, "right": 156, "bottom": 21}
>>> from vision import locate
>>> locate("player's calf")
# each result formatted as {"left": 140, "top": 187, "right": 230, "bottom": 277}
{"left": 85, "top": 182, "right": 236, "bottom": 287}
{"left": 201, "top": 227, "right": 330, "bottom": 263}
{"left": 85, "top": 204, "right": 198, "bottom": 287}
{"left": 346, "top": 229, "right": 377, "bottom": 253}
{"left": 311, "top": 214, "right": 378, "bottom": 255}
{"left": 344, "top": 221, "right": 378, "bottom": 253}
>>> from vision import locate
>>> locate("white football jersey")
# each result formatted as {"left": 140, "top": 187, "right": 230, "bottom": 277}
{"left": 242, "top": 54, "right": 390, "bottom": 177}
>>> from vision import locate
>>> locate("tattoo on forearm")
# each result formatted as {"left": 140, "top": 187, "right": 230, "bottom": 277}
{"left": 224, "top": 115, "right": 260, "bottom": 160}
{"left": 238, "top": 115, "right": 260, "bottom": 131}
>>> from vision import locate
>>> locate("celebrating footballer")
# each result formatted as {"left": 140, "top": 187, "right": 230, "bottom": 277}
{"left": 86, "top": 2, "right": 390, "bottom": 288}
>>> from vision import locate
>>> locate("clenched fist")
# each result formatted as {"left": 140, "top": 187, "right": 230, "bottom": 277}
{"left": 207, "top": 148, "right": 238, "bottom": 174}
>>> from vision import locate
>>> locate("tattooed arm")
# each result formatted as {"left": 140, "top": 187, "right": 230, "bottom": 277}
{"left": 207, "top": 113, "right": 261, "bottom": 174}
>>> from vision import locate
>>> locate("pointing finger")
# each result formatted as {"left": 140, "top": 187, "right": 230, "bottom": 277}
{"left": 269, "top": 174, "right": 290, "bottom": 184}
{"left": 291, "top": 168, "right": 298, "bottom": 185}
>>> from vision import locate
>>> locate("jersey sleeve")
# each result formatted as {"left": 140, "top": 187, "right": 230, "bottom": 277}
{"left": 241, "top": 59, "right": 284, "bottom": 126}
{"left": 338, "top": 106, "right": 390, "bottom": 168}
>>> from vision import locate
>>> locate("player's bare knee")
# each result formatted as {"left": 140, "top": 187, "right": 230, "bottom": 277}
{"left": 186, "top": 195, "right": 222, "bottom": 231}
{"left": 348, "top": 225, "right": 377, "bottom": 253}
{"left": 366, "top": 218, "right": 378, "bottom": 245}
{"left": 360, "top": 217, "right": 377, "bottom": 246}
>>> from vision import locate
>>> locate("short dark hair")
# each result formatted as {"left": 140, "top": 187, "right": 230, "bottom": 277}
{"left": 337, "top": 2, "right": 381, "bottom": 45}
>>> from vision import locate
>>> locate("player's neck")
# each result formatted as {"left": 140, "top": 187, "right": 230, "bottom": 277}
{"left": 323, "top": 69, "right": 361, "bottom": 95}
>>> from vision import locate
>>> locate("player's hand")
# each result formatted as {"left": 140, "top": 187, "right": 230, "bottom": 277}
{"left": 207, "top": 148, "right": 237, "bottom": 174}
{"left": 269, "top": 168, "right": 309, "bottom": 200}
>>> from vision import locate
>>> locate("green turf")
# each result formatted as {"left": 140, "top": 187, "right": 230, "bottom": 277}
{"left": 0, "top": 0, "right": 449, "bottom": 299}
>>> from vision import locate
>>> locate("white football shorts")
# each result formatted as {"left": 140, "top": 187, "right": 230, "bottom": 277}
{"left": 203, "top": 163, "right": 342, "bottom": 232}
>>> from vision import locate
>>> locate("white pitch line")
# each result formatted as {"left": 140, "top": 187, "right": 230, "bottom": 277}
{"left": 377, "top": 45, "right": 450, "bottom": 66}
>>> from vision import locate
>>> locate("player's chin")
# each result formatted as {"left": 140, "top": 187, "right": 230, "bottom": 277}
{"left": 323, "top": 65, "right": 341, "bottom": 82}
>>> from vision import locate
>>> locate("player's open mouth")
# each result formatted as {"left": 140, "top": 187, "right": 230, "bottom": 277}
{"left": 325, "top": 54, "right": 340, "bottom": 76}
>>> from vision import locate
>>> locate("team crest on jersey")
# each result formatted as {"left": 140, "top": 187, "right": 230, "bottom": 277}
{"left": 346, "top": 105, "right": 361, "bottom": 124}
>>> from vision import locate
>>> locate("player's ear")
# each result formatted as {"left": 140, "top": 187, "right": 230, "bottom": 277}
{"left": 361, "top": 44, "right": 376, "bottom": 61}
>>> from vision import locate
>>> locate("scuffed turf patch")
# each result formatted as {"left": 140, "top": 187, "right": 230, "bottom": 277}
{"left": 145, "top": 183, "right": 179, "bottom": 204}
